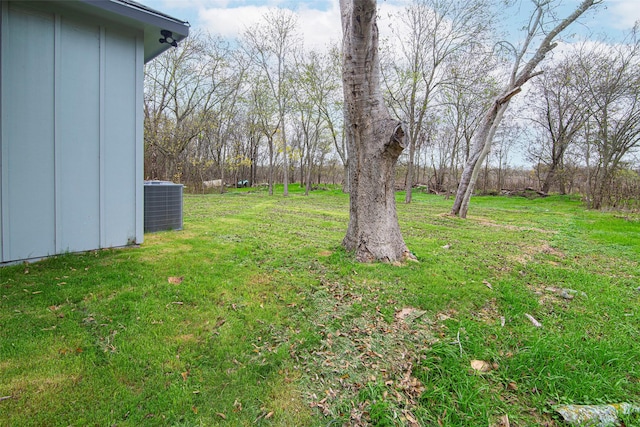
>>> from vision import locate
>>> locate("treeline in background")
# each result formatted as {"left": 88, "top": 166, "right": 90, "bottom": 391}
{"left": 144, "top": 1, "right": 640, "bottom": 210}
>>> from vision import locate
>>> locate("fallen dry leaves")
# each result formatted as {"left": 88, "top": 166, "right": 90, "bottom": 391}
{"left": 293, "top": 280, "right": 439, "bottom": 425}
{"left": 470, "top": 359, "right": 494, "bottom": 373}
{"left": 470, "top": 359, "right": 499, "bottom": 374}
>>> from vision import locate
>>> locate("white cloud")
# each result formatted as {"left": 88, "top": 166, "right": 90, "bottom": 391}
{"left": 199, "top": 5, "right": 270, "bottom": 39}
{"left": 608, "top": 0, "right": 640, "bottom": 30}
{"left": 196, "top": 0, "right": 407, "bottom": 50}
{"left": 196, "top": 1, "right": 343, "bottom": 50}
{"left": 296, "top": 2, "right": 342, "bottom": 50}
{"left": 296, "top": 1, "right": 406, "bottom": 50}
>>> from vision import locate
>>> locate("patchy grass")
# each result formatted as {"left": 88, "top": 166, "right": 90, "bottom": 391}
{"left": 1, "top": 187, "right": 639, "bottom": 426}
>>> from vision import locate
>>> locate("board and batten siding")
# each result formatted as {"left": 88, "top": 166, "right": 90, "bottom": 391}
{"left": 0, "top": 1, "right": 144, "bottom": 263}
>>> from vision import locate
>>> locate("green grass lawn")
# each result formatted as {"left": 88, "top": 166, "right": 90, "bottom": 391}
{"left": 1, "top": 187, "right": 639, "bottom": 426}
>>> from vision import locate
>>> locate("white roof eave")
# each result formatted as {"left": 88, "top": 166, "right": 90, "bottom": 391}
{"left": 77, "top": 0, "right": 190, "bottom": 62}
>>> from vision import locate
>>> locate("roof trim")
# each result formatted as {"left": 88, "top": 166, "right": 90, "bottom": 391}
{"left": 77, "top": 0, "right": 190, "bottom": 62}
{"left": 78, "top": 0, "right": 189, "bottom": 35}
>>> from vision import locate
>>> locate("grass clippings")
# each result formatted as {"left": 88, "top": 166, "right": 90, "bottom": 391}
{"left": 295, "top": 279, "right": 437, "bottom": 425}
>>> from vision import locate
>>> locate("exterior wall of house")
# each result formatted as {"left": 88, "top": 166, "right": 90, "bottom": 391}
{"left": 0, "top": 1, "right": 144, "bottom": 263}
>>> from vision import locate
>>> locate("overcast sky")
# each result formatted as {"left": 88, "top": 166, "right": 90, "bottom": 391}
{"left": 145, "top": 0, "right": 639, "bottom": 50}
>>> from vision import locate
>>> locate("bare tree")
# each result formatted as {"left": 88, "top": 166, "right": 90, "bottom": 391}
{"left": 247, "top": 72, "right": 280, "bottom": 195}
{"left": 243, "top": 9, "right": 301, "bottom": 197}
{"left": 382, "top": 0, "right": 493, "bottom": 203}
{"left": 318, "top": 46, "right": 348, "bottom": 192}
{"left": 144, "top": 32, "right": 217, "bottom": 181}
{"left": 451, "top": 0, "right": 602, "bottom": 218}
{"left": 239, "top": 91, "right": 264, "bottom": 188}
{"left": 340, "top": 0, "right": 414, "bottom": 262}
{"left": 527, "top": 56, "right": 589, "bottom": 194}
{"left": 490, "top": 113, "right": 523, "bottom": 191}
{"left": 292, "top": 88, "right": 322, "bottom": 195}
{"left": 436, "top": 43, "right": 500, "bottom": 194}
{"left": 292, "top": 50, "right": 341, "bottom": 195}
{"left": 578, "top": 28, "right": 640, "bottom": 208}
{"left": 144, "top": 32, "right": 246, "bottom": 187}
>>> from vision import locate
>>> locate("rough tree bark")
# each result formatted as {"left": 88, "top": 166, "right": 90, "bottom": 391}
{"left": 451, "top": 0, "right": 601, "bottom": 218}
{"left": 340, "top": 0, "right": 414, "bottom": 262}
{"left": 452, "top": 88, "right": 519, "bottom": 217}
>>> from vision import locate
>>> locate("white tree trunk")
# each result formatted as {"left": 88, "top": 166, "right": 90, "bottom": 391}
{"left": 450, "top": 0, "right": 601, "bottom": 218}
{"left": 452, "top": 97, "right": 519, "bottom": 218}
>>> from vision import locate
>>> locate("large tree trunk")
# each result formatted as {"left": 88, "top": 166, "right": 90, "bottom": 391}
{"left": 542, "top": 130, "right": 575, "bottom": 194}
{"left": 305, "top": 145, "right": 313, "bottom": 196}
{"left": 340, "top": 0, "right": 413, "bottom": 263}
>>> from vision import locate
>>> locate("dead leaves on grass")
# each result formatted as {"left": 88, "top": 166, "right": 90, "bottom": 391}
{"left": 289, "top": 268, "right": 588, "bottom": 424}
{"left": 470, "top": 359, "right": 495, "bottom": 373}
{"left": 297, "top": 280, "right": 437, "bottom": 425}
{"left": 395, "top": 307, "right": 427, "bottom": 322}
{"left": 254, "top": 408, "right": 274, "bottom": 423}
{"left": 296, "top": 279, "right": 554, "bottom": 425}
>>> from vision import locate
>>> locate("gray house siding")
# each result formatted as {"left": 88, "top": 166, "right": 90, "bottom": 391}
{"left": 1, "top": 1, "right": 146, "bottom": 263}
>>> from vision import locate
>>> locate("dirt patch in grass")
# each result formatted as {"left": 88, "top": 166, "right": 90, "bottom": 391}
{"left": 8, "top": 373, "right": 81, "bottom": 398}
{"left": 248, "top": 273, "right": 273, "bottom": 287}
{"left": 472, "top": 217, "right": 555, "bottom": 235}
{"left": 506, "top": 242, "right": 567, "bottom": 267}
{"left": 539, "top": 244, "right": 566, "bottom": 259}
{"left": 175, "top": 333, "right": 197, "bottom": 343}
{"left": 293, "top": 280, "right": 440, "bottom": 426}
{"left": 527, "top": 283, "right": 583, "bottom": 309}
